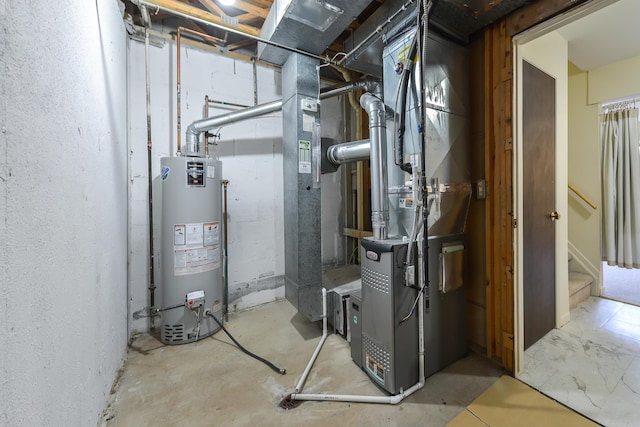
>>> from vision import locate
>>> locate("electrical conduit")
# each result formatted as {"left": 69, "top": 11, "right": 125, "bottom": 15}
{"left": 141, "top": 8, "right": 157, "bottom": 330}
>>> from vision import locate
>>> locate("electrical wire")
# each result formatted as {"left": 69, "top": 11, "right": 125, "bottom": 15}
{"left": 401, "top": 286, "right": 424, "bottom": 323}
{"left": 206, "top": 311, "right": 286, "bottom": 375}
{"left": 132, "top": 303, "right": 184, "bottom": 319}
{"left": 157, "top": 303, "right": 183, "bottom": 312}
{"left": 192, "top": 306, "right": 201, "bottom": 342}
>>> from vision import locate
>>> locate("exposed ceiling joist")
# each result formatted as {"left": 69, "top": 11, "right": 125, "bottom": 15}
{"left": 148, "top": 0, "right": 262, "bottom": 36}
{"left": 232, "top": 0, "right": 269, "bottom": 19}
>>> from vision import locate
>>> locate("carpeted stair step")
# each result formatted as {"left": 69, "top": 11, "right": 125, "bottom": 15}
{"left": 569, "top": 271, "right": 593, "bottom": 309}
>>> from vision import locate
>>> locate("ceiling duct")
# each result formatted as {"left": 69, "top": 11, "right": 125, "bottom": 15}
{"left": 257, "top": 0, "right": 371, "bottom": 66}
{"left": 342, "top": 0, "right": 531, "bottom": 76}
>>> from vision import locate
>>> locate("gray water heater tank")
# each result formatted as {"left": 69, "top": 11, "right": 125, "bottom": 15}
{"left": 159, "top": 156, "right": 224, "bottom": 344}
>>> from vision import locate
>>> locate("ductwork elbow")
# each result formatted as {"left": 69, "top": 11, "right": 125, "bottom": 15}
{"left": 360, "top": 92, "right": 384, "bottom": 112}
{"left": 184, "top": 125, "right": 201, "bottom": 156}
{"left": 360, "top": 93, "right": 385, "bottom": 121}
{"left": 362, "top": 77, "right": 383, "bottom": 99}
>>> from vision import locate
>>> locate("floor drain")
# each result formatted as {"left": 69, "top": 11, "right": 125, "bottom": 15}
{"left": 279, "top": 394, "right": 303, "bottom": 410}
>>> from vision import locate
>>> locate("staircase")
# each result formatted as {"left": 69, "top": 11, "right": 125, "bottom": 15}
{"left": 568, "top": 253, "right": 593, "bottom": 308}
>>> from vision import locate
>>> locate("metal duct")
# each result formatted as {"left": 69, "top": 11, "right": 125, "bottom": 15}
{"left": 184, "top": 78, "right": 381, "bottom": 156}
{"left": 383, "top": 28, "right": 471, "bottom": 238}
{"left": 184, "top": 100, "right": 283, "bottom": 155}
{"left": 327, "top": 139, "right": 371, "bottom": 166}
{"left": 320, "top": 77, "right": 383, "bottom": 101}
{"left": 343, "top": 0, "right": 531, "bottom": 76}
{"left": 257, "top": 0, "right": 372, "bottom": 66}
{"left": 360, "top": 93, "right": 389, "bottom": 241}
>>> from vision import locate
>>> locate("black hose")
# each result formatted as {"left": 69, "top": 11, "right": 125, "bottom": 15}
{"left": 207, "top": 312, "right": 286, "bottom": 375}
{"left": 396, "top": 35, "right": 419, "bottom": 174}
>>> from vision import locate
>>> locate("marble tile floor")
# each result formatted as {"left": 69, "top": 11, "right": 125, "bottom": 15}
{"left": 519, "top": 297, "right": 640, "bottom": 427}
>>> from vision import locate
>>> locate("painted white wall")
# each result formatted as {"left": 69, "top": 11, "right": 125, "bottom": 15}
{"left": 128, "top": 36, "right": 345, "bottom": 329}
{"left": 514, "top": 31, "right": 570, "bottom": 373}
{"left": 0, "top": 0, "right": 128, "bottom": 425}
{"left": 567, "top": 67, "right": 601, "bottom": 281}
{"left": 588, "top": 55, "right": 640, "bottom": 104}
{"left": 566, "top": 55, "right": 640, "bottom": 293}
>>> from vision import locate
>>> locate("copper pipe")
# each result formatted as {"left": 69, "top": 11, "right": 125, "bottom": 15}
{"left": 136, "top": 0, "right": 333, "bottom": 64}
{"left": 204, "top": 95, "right": 209, "bottom": 157}
{"left": 177, "top": 27, "right": 227, "bottom": 156}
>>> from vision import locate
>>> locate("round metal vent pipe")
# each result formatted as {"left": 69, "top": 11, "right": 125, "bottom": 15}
{"left": 360, "top": 92, "right": 389, "bottom": 240}
{"left": 184, "top": 100, "right": 284, "bottom": 155}
{"left": 183, "top": 78, "right": 381, "bottom": 156}
{"left": 326, "top": 139, "right": 370, "bottom": 166}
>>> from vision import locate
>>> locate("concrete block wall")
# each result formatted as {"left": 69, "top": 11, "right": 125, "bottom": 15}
{"left": 127, "top": 36, "right": 345, "bottom": 332}
{"left": 0, "top": 0, "right": 128, "bottom": 425}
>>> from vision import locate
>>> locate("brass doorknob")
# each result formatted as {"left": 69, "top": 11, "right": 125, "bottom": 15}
{"left": 550, "top": 211, "right": 560, "bottom": 221}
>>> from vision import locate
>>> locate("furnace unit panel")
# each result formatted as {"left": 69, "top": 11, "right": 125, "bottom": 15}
{"left": 361, "top": 238, "right": 418, "bottom": 395}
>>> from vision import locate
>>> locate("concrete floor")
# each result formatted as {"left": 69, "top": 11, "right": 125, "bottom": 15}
{"left": 103, "top": 299, "right": 504, "bottom": 427}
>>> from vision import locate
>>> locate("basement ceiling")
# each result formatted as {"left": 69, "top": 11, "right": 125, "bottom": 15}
{"left": 124, "top": 0, "right": 534, "bottom": 71}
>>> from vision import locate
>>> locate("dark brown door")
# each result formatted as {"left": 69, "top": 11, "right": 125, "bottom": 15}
{"left": 523, "top": 60, "right": 556, "bottom": 350}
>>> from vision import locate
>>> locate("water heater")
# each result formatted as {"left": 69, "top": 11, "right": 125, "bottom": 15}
{"left": 159, "top": 156, "right": 224, "bottom": 344}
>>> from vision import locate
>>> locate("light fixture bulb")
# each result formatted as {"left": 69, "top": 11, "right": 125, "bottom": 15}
{"left": 219, "top": 0, "right": 235, "bottom": 5}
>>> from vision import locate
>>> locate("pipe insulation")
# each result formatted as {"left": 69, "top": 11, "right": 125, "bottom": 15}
{"left": 326, "top": 139, "right": 371, "bottom": 166}
{"left": 360, "top": 93, "right": 389, "bottom": 240}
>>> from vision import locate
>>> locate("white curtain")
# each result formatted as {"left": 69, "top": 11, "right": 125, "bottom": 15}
{"left": 601, "top": 107, "right": 640, "bottom": 268}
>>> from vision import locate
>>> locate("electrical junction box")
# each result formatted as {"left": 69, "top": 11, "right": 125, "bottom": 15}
{"left": 399, "top": 198, "right": 414, "bottom": 209}
{"left": 301, "top": 97, "right": 318, "bottom": 112}
{"left": 185, "top": 290, "right": 205, "bottom": 309}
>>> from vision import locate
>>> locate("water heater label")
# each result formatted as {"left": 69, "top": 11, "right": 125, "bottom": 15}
{"left": 161, "top": 166, "right": 171, "bottom": 181}
{"left": 185, "top": 223, "right": 204, "bottom": 247}
{"left": 186, "top": 161, "right": 205, "bottom": 187}
{"left": 174, "top": 225, "right": 186, "bottom": 246}
{"left": 203, "top": 223, "right": 219, "bottom": 246}
{"left": 173, "top": 221, "right": 221, "bottom": 276}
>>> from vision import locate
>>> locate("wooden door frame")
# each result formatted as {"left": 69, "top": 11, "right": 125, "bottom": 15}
{"left": 482, "top": 0, "right": 615, "bottom": 373}
{"left": 510, "top": 0, "right": 615, "bottom": 375}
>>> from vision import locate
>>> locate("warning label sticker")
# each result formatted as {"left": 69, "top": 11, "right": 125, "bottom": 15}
{"left": 203, "top": 223, "right": 220, "bottom": 246}
{"left": 173, "top": 221, "right": 221, "bottom": 276}
{"left": 298, "top": 140, "right": 311, "bottom": 174}
{"left": 366, "top": 355, "right": 385, "bottom": 385}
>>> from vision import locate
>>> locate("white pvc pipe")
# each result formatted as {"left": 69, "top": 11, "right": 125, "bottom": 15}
{"left": 290, "top": 268, "right": 427, "bottom": 405}
{"left": 294, "top": 288, "right": 328, "bottom": 393}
